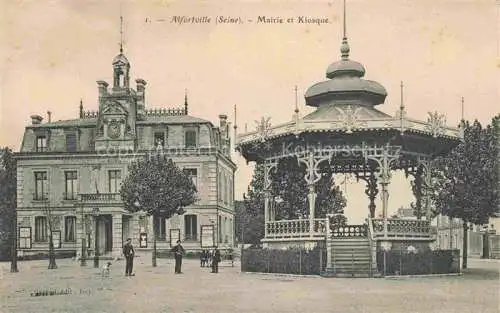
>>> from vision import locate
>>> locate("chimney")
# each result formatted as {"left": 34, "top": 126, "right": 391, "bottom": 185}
{"left": 219, "top": 114, "right": 228, "bottom": 139}
{"left": 97, "top": 81, "right": 109, "bottom": 96}
{"left": 47, "top": 111, "right": 52, "bottom": 123}
{"left": 219, "top": 114, "right": 228, "bottom": 129}
{"left": 136, "top": 79, "right": 147, "bottom": 92}
{"left": 30, "top": 114, "right": 43, "bottom": 125}
{"left": 135, "top": 79, "right": 147, "bottom": 114}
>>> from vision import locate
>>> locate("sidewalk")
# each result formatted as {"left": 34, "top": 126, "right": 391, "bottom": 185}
{"left": 0, "top": 257, "right": 498, "bottom": 313}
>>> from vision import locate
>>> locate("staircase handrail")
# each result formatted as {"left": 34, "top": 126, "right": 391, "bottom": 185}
{"left": 366, "top": 217, "right": 377, "bottom": 278}
{"left": 367, "top": 217, "right": 375, "bottom": 241}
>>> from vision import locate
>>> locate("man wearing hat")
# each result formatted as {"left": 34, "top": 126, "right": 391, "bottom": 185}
{"left": 123, "top": 238, "right": 135, "bottom": 276}
{"left": 171, "top": 240, "right": 185, "bottom": 274}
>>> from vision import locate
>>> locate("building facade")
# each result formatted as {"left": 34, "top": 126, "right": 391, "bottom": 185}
{"left": 433, "top": 214, "right": 499, "bottom": 259}
{"left": 15, "top": 50, "right": 236, "bottom": 258}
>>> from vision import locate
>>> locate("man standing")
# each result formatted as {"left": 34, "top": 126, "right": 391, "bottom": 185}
{"left": 171, "top": 240, "right": 185, "bottom": 274}
{"left": 211, "top": 248, "right": 221, "bottom": 273}
{"left": 123, "top": 238, "right": 135, "bottom": 277}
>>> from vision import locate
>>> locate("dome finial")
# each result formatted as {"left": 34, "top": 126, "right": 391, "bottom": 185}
{"left": 294, "top": 85, "right": 299, "bottom": 114}
{"left": 184, "top": 88, "right": 188, "bottom": 114}
{"left": 340, "top": 0, "right": 350, "bottom": 60}
{"left": 119, "top": 16, "right": 124, "bottom": 54}
{"left": 400, "top": 81, "right": 405, "bottom": 111}
{"left": 461, "top": 96, "right": 465, "bottom": 122}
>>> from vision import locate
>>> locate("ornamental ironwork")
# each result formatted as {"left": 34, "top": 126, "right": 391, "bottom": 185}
{"left": 255, "top": 117, "right": 272, "bottom": 142}
{"left": 425, "top": 111, "right": 446, "bottom": 137}
{"left": 332, "top": 105, "right": 367, "bottom": 133}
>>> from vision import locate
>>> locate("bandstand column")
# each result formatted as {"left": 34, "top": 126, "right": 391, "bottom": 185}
{"left": 422, "top": 163, "right": 433, "bottom": 221}
{"left": 307, "top": 184, "right": 317, "bottom": 236}
{"left": 263, "top": 161, "right": 275, "bottom": 237}
{"left": 378, "top": 150, "right": 393, "bottom": 219}
{"left": 264, "top": 190, "right": 270, "bottom": 236}
{"left": 379, "top": 177, "right": 390, "bottom": 219}
{"left": 298, "top": 151, "right": 326, "bottom": 236}
{"left": 366, "top": 174, "right": 379, "bottom": 218}
{"left": 365, "top": 145, "right": 400, "bottom": 219}
{"left": 356, "top": 172, "right": 379, "bottom": 218}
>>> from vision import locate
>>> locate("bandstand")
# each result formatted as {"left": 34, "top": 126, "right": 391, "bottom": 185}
{"left": 236, "top": 6, "right": 462, "bottom": 277}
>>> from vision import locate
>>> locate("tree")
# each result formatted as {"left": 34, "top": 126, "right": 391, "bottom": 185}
{"left": 431, "top": 118, "right": 499, "bottom": 268}
{"left": 43, "top": 203, "right": 58, "bottom": 270}
{"left": 270, "top": 156, "right": 347, "bottom": 220}
{"left": 242, "top": 158, "right": 348, "bottom": 245}
{"left": 120, "top": 154, "right": 197, "bottom": 267}
{"left": 240, "top": 164, "right": 266, "bottom": 245}
{"left": 0, "top": 147, "right": 18, "bottom": 272}
{"left": 270, "top": 157, "right": 308, "bottom": 219}
{"left": 314, "top": 170, "right": 347, "bottom": 218}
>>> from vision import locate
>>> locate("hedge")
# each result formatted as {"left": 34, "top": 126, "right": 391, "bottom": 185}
{"left": 241, "top": 247, "right": 327, "bottom": 275}
{"left": 376, "top": 249, "right": 460, "bottom": 275}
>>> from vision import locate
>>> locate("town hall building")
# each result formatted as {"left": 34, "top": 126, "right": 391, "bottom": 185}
{"left": 15, "top": 46, "right": 236, "bottom": 258}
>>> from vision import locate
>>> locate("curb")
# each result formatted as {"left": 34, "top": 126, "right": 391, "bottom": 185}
{"left": 384, "top": 273, "right": 463, "bottom": 279}
{"left": 242, "top": 272, "right": 322, "bottom": 279}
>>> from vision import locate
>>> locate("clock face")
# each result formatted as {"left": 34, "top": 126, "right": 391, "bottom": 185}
{"left": 108, "top": 122, "right": 120, "bottom": 139}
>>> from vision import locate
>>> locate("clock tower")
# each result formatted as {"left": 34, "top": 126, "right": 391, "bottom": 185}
{"left": 94, "top": 49, "right": 138, "bottom": 153}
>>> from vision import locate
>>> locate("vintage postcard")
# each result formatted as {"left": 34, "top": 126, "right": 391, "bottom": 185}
{"left": 0, "top": 0, "right": 498, "bottom": 312}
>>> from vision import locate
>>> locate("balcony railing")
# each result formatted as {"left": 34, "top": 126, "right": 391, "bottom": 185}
{"left": 265, "top": 218, "right": 326, "bottom": 240}
{"left": 371, "top": 218, "right": 432, "bottom": 239}
{"left": 32, "top": 193, "right": 48, "bottom": 201}
{"left": 79, "top": 193, "right": 121, "bottom": 203}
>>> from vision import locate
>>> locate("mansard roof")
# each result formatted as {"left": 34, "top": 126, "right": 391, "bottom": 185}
{"left": 27, "top": 114, "right": 212, "bottom": 129}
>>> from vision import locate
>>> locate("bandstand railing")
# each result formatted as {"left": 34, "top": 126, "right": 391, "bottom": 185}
{"left": 370, "top": 218, "right": 432, "bottom": 239}
{"left": 265, "top": 218, "right": 326, "bottom": 240}
{"left": 330, "top": 225, "right": 368, "bottom": 238}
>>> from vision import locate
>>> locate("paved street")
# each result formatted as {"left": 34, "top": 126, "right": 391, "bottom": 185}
{"left": 0, "top": 255, "right": 498, "bottom": 313}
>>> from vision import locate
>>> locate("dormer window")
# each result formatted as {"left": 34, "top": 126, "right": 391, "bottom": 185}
{"left": 154, "top": 131, "right": 166, "bottom": 148}
{"left": 65, "top": 133, "right": 77, "bottom": 152}
{"left": 36, "top": 135, "right": 47, "bottom": 152}
{"left": 184, "top": 129, "right": 197, "bottom": 148}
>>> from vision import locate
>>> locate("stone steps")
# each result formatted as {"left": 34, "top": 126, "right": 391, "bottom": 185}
{"left": 326, "top": 237, "right": 374, "bottom": 278}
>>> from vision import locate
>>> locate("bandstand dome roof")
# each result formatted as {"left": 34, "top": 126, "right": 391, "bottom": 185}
{"left": 305, "top": 39, "right": 387, "bottom": 107}
{"left": 326, "top": 59, "right": 365, "bottom": 78}
{"left": 235, "top": 25, "right": 462, "bottom": 164}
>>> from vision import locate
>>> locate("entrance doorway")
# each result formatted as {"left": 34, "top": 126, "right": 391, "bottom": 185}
{"left": 97, "top": 215, "right": 113, "bottom": 253}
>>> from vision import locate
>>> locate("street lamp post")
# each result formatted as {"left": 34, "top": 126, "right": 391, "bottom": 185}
{"left": 93, "top": 208, "right": 100, "bottom": 268}
{"left": 10, "top": 210, "right": 18, "bottom": 273}
{"left": 80, "top": 205, "right": 87, "bottom": 267}
{"left": 380, "top": 241, "right": 392, "bottom": 277}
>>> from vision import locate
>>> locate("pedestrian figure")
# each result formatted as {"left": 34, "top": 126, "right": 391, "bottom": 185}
{"left": 123, "top": 238, "right": 135, "bottom": 277}
{"left": 211, "top": 248, "right": 221, "bottom": 273}
{"left": 206, "top": 250, "right": 210, "bottom": 267}
{"left": 200, "top": 250, "right": 208, "bottom": 267}
{"left": 171, "top": 240, "right": 185, "bottom": 274}
{"left": 228, "top": 248, "right": 234, "bottom": 267}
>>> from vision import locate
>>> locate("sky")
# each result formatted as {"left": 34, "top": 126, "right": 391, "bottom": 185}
{"left": 1, "top": 0, "right": 499, "bottom": 223}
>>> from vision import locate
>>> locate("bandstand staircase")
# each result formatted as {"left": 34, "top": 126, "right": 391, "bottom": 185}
{"left": 322, "top": 224, "right": 378, "bottom": 278}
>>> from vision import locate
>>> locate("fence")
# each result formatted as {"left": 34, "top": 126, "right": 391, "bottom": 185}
{"left": 241, "top": 247, "right": 327, "bottom": 275}
{"left": 376, "top": 249, "right": 460, "bottom": 276}
{"left": 491, "top": 235, "right": 500, "bottom": 259}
